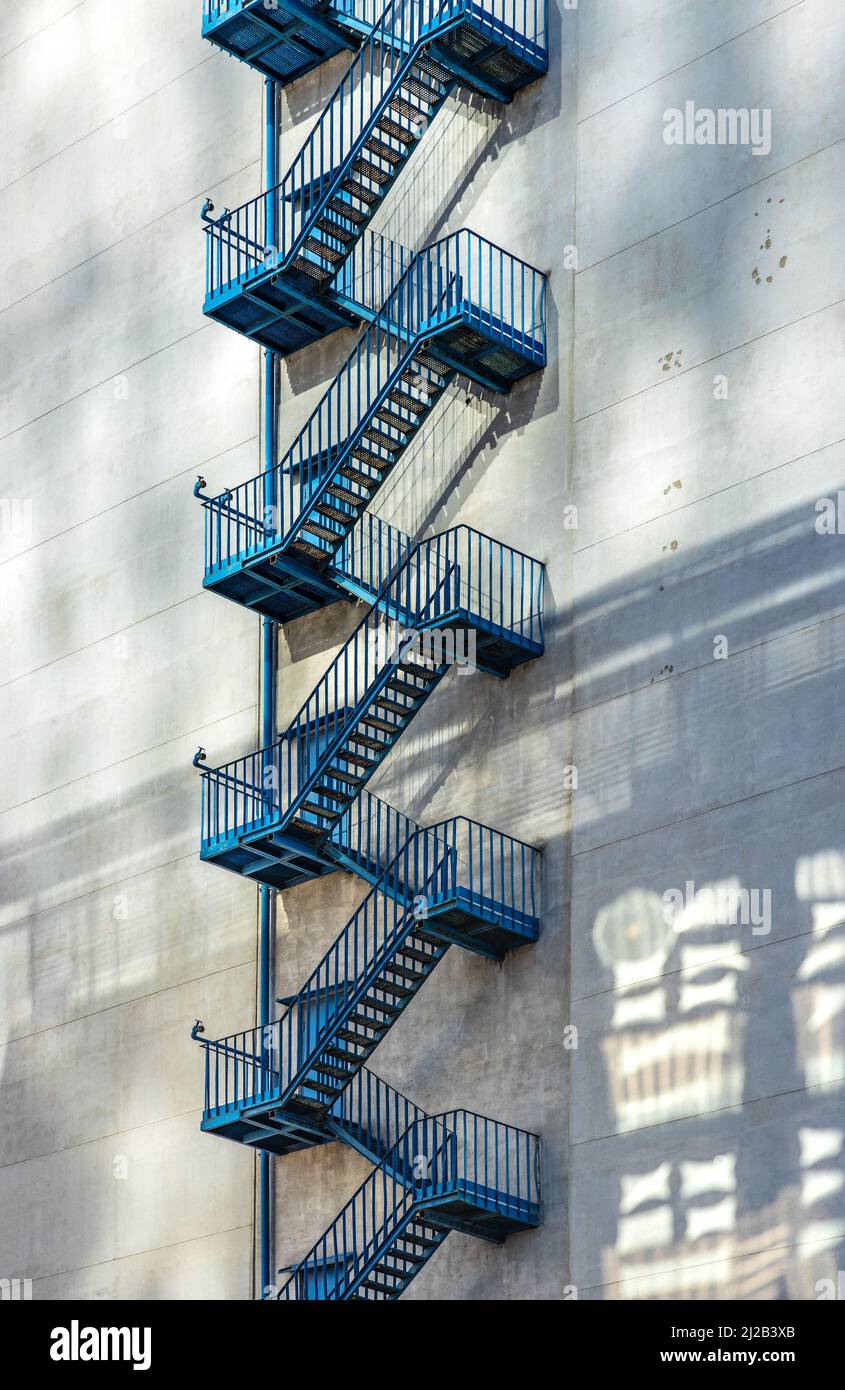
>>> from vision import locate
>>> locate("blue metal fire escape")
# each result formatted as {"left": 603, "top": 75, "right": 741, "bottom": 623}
{"left": 194, "top": 0, "right": 548, "bottom": 1300}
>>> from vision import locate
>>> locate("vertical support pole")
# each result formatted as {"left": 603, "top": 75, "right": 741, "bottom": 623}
{"left": 259, "top": 72, "right": 279, "bottom": 1303}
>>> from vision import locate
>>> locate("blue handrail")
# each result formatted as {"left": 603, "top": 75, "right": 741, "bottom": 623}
{"left": 203, "top": 0, "right": 548, "bottom": 303}
{"left": 198, "top": 521, "right": 544, "bottom": 848}
{"left": 275, "top": 1109, "right": 540, "bottom": 1299}
{"left": 200, "top": 228, "right": 545, "bottom": 578}
{"left": 199, "top": 808, "right": 540, "bottom": 1118}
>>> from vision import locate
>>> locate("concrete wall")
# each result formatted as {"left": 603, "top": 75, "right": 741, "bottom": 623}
{"left": 266, "top": 4, "right": 575, "bottom": 1301}
{"left": 1, "top": 0, "right": 841, "bottom": 1303}
{"left": 0, "top": 0, "right": 262, "bottom": 1298}
{"left": 569, "top": 0, "right": 845, "bottom": 1299}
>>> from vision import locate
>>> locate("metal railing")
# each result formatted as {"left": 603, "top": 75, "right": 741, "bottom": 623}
{"left": 198, "top": 521, "right": 543, "bottom": 849}
{"left": 200, "top": 825, "right": 452, "bottom": 1115}
{"left": 330, "top": 1067, "right": 430, "bottom": 1164}
{"left": 332, "top": 790, "right": 541, "bottom": 927}
{"left": 276, "top": 1110, "right": 540, "bottom": 1298}
{"left": 199, "top": 812, "right": 539, "bottom": 1118}
{"left": 201, "top": 230, "right": 544, "bottom": 578}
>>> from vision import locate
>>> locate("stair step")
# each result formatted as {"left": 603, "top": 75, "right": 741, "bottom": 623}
{"left": 339, "top": 462, "right": 382, "bottom": 488}
{"left": 351, "top": 443, "right": 394, "bottom": 469}
{"left": 355, "top": 995, "right": 401, "bottom": 1019}
{"left": 314, "top": 1059, "right": 356, "bottom": 1079}
{"left": 411, "top": 926, "right": 443, "bottom": 946}
{"left": 341, "top": 177, "right": 379, "bottom": 206}
{"left": 388, "top": 94, "right": 428, "bottom": 124}
{"left": 289, "top": 537, "right": 328, "bottom": 561}
{"left": 379, "top": 1249, "right": 424, "bottom": 1269}
{"left": 303, "top": 235, "right": 345, "bottom": 266}
{"left": 348, "top": 730, "right": 388, "bottom": 751}
{"left": 323, "top": 1044, "right": 358, "bottom": 1063}
{"left": 364, "top": 135, "right": 406, "bottom": 166}
{"left": 376, "top": 115, "right": 417, "bottom": 145}
{"left": 300, "top": 518, "right": 343, "bottom": 543}
{"left": 301, "top": 1077, "right": 342, "bottom": 1098}
{"left": 315, "top": 501, "right": 356, "bottom": 525}
{"left": 331, "top": 748, "right": 376, "bottom": 771}
{"left": 313, "top": 782, "right": 352, "bottom": 804}
{"left": 385, "top": 961, "right": 427, "bottom": 984}
{"left": 363, "top": 1275, "right": 401, "bottom": 1295}
{"left": 336, "top": 1023, "right": 384, "bottom": 1045}
{"left": 374, "top": 694, "right": 414, "bottom": 716}
{"left": 373, "top": 976, "right": 412, "bottom": 1000}
{"left": 359, "top": 714, "right": 398, "bottom": 736}
{"left": 401, "top": 75, "right": 440, "bottom": 104}
{"left": 394, "top": 944, "right": 435, "bottom": 967}
{"left": 322, "top": 765, "right": 364, "bottom": 787}
{"left": 297, "top": 800, "right": 340, "bottom": 821}
{"left": 399, "top": 659, "right": 439, "bottom": 682}
{"left": 411, "top": 351, "right": 448, "bottom": 378}
{"left": 397, "top": 1232, "right": 438, "bottom": 1253}
{"left": 292, "top": 255, "right": 332, "bottom": 283}
{"left": 415, "top": 1218, "right": 449, "bottom": 1238}
{"left": 315, "top": 215, "right": 356, "bottom": 245}
{"left": 415, "top": 54, "right": 452, "bottom": 85}
{"left": 388, "top": 387, "right": 428, "bottom": 414}
{"left": 327, "top": 196, "right": 367, "bottom": 225}
{"left": 363, "top": 424, "right": 406, "bottom": 451}
{"left": 387, "top": 676, "right": 430, "bottom": 698}
{"left": 327, "top": 482, "right": 371, "bottom": 507}
{"left": 351, "top": 156, "right": 392, "bottom": 187}
{"left": 375, "top": 405, "right": 418, "bottom": 432}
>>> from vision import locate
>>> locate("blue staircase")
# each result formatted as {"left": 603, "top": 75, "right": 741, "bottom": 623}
{"left": 277, "top": 1109, "right": 540, "bottom": 1299}
{"left": 198, "top": 227, "right": 545, "bottom": 622}
{"left": 202, "top": 0, "right": 548, "bottom": 354}
{"left": 197, "top": 519, "right": 544, "bottom": 888}
{"left": 194, "top": 0, "right": 547, "bottom": 1301}
{"left": 199, "top": 802, "right": 538, "bottom": 1145}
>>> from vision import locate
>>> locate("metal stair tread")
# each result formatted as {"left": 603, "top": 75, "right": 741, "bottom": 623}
{"left": 330, "top": 748, "right": 376, "bottom": 770}
{"left": 303, "top": 235, "right": 345, "bottom": 265}
{"left": 400, "top": 75, "right": 441, "bottom": 104}
{"left": 315, "top": 215, "right": 356, "bottom": 244}
{"left": 292, "top": 255, "right": 332, "bottom": 282}
{"left": 358, "top": 714, "right": 399, "bottom": 735}
{"left": 388, "top": 94, "right": 429, "bottom": 123}
{"left": 327, "top": 196, "right": 366, "bottom": 225}
{"left": 289, "top": 537, "right": 329, "bottom": 560}
{"left": 341, "top": 177, "right": 379, "bottom": 205}
{"left": 364, "top": 135, "right": 406, "bottom": 166}
{"left": 376, "top": 114, "right": 417, "bottom": 144}
{"left": 327, "top": 482, "right": 370, "bottom": 506}
{"left": 315, "top": 501, "right": 358, "bottom": 524}
{"left": 415, "top": 54, "right": 452, "bottom": 85}
{"left": 321, "top": 765, "right": 364, "bottom": 787}
{"left": 372, "top": 976, "right": 412, "bottom": 1000}
{"left": 351, "top": 155, "right": 392, "bottom": 186}
{"left": 399, "top": 659, "right": 440, "bottom": 681}
{"left": 374, "top": 405, "right": 419, "bottom": 432}
{"left": 338, "top": 462, "right": 382, "bottom": 487}
{"left": 351, "top": 443, "right": 394, "bottom": 468}
{"left": 363, "top": 424, "right": 407, "bottom": 450}
{"left": 300, "top": 518, "right": 344, "bottom": 543}
{"left": 313, "top": 782, "right": 353, "bottom": 803}
{"left": 388, "top": 387, "right": 427, "bottom": 413}
{"left": 297, "top": 799, "right": 340, "bottom": 820}
{"left": 387, "top": 676, "right": 430, "bottom": 697}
